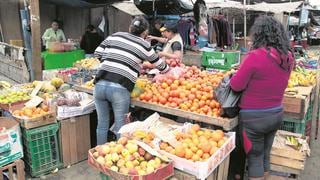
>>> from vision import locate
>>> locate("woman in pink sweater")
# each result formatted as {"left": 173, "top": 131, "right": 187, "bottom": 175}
{"left": 230, "top": 16, "right": 294, "bottom": 180}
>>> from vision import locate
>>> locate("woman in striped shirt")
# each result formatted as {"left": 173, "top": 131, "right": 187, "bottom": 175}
{"left": 94, "top": 16, "right": 169, "bottom": 145}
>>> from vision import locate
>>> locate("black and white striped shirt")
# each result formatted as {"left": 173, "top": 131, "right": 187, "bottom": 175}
{"left": 94, "top": 32, "right": 169, "bottom": 91}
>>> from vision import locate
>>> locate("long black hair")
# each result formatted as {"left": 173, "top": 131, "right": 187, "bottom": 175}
{"left": 250, "top": 16, "right": 291, "bottom": 55}
{"left": 250, "top": 16, "right": 294, "bottom": 71}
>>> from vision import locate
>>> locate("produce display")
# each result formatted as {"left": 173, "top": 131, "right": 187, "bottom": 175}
{"left": 12, "top": 103, "right": 50, "bottom": 119}
{"left": 137, "top": 66, "right": 225, "bottom": 117}
{"left": 0, "top": 81, "right": 12, "bottom": 89}
{"left": 82, "top": 79, "right": 94, "bottom": 90}
{"left": 0, "top": 91, "right": 30, "bottom": 104}
{"left": 160, "top": 124, "right": 227, "bottom": 162}
{"left": 91, "top": 138, "right": 168, "bottom": 176}
{"left": 287, "top": 66, "right": 316, "bottom": 88}
{"left": 74, "top": 58, "right": 100, "bottom": 69}
{"left": 32, "top": 77, "right": 70, "bottom": 93}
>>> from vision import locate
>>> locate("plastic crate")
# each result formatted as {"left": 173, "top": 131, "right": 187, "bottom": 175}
{"left": 21, "top": 123, "right": 62, "bottom": 177}
{"left": 100, "top": 173, "right": 112, "bottom": 180}
{"left": 201, "top": 51, "right": 240, "bottom": 70}
{"left": 279, "top": 118, "right": 311, "bottom": 136}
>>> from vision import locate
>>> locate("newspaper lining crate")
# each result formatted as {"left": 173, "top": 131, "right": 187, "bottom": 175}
{"left": 21, "top": 123, "right": 62, "bottom": 177}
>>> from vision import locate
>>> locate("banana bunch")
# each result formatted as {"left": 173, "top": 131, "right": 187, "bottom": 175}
{"left": 82, "top": 79, "right": 94, "bottom": 90}
{"left": 288, "top": 67, "right": 316, "bottom": 88}
{"left": 133, "top": 130, "right": 148, "bottom": 139}
{"left": 74, "top": 58, "right": 100, "bottom": 69}
{"left": 0, "top": 81, "right": 11, "bottom": 89}
{"left": 286, "top": 136, "right": 302, "bottom": 149}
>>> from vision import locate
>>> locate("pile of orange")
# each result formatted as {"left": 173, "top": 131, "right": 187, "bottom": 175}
{"left": 12, "top": 104, "right": 50, "bottom": 119}
{"left": 138, "top": 66, "right": 225, "bottom": 117}
{"left": 160, "top": 124, "right": 227, "bottom": 162}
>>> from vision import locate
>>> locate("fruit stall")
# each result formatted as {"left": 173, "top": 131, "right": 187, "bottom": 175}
{"left": 0, "top": 49, "right": 319, "bottom": 180}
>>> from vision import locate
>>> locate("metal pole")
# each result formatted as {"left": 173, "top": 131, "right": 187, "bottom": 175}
{"left": 244, "top": 0, "right": 247, "bottom": 49}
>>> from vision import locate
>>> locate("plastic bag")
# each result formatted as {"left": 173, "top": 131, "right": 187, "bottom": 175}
{"left": 215, "top": 74, "right": 241, "bottom": 118}
{"left": 153, "top": 67, "right": 185, "bottom": 83}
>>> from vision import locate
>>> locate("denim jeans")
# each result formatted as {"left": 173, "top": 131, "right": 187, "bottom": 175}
{"left": 94, "top": 80, "right": 130, "bottom": 145}
{"left": 85, "top": 54, "right": 94, "bottom": 58}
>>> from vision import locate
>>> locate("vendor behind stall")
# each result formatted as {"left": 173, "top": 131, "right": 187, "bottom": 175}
{"left": 147, "top": 23, "right": 183, "bottom": 61}
{"left": 80, "top": 25, "right": 103, "bottom": 58}
{"left": 42, "top": 20, "right": 66, "bottom": 49}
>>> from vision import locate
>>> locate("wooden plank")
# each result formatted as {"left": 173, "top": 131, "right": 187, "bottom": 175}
{"left": 270, "top": 156, "right": 305, "bottom": 170}
{"left": 30, "top": 0, "right": 42, "bottom": 80}
{"left": 76, "top": 115, "right": 91, "bottom": 162}
{"left": 222, "top": 156, "right": 230, "bottom": 179}
{"left": 69, "top": 117, "right": 78, "bottom": 164}
{"left": 60, "top": 119, "right": 71, "bottom": 167}
{"left": 131, "top": 99, "right": 238, "bottom": 131}
{"left": 171, "top": 169, "right": 196, "bottom": 180}
{"left": 15, "top": 159, "right": 25, "bottom": 180}
{"left": 271, "top": 148, "right": 306, "bottom": 161}
{"left": 0, "top": 159, "right": 25, "bottom": 180}
{"left": 270, "top": 164, "right": 301, "bottom": 175}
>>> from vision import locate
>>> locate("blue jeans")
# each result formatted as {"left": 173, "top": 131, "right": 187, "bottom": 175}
{"left": 85, "top": 54, "right": 94, "bottom": 58}
{"left": 94, "top": 80, "right": 130, "bottom": 145}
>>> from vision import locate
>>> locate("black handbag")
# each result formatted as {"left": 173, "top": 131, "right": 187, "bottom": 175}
{"left": 215, "top": 74, "right": 241, "bottom": 118}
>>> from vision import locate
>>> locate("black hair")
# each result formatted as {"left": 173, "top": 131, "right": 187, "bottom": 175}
{"left": 251, "top": 16, "right": 291, "bottom": 54}
{"left": 52, "top": 19, "right": 59, "bottom": 24}
{"left": 251, "top": 16, "right": 293, "bottom": 70}
{"left": 129, "top": 16, "right": 149, "bottom": 36}
{"left": 86, "top": 25, "right": 95, "bottom": 32}
{"left": 193, "top": 0, "right": 206, "bottom": 27}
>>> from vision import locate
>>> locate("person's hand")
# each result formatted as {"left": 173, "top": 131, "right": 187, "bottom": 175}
{"left": 49, "top": 37, "right": 57, "bottom": 42}
{"left": 158, "top": 52, "right": 165, "bottom": 57}
{"left": 146, "top": 35, "right": 155, "bottom": 40}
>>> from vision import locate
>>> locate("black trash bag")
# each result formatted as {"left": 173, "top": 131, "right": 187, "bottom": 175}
{"left": 215, "top": 74, "right": 241, "bottom": 118}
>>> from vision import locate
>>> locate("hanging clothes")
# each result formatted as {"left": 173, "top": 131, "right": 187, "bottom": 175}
{"left": 177, "top": 20, "right": 193, "bottom": 46}
{"left": 213, "top": 16, "right": 232, "bottom": 48}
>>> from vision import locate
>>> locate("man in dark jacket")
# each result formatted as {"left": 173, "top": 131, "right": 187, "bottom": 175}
{"left": 80, "top": 25, "right": 103, "bottom": 58}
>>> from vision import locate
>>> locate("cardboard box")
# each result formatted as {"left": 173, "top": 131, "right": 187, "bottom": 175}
{"left": 13, "top": 112, "right": 57, "bottom": 129}
{"left": 159, "top": 132, "right": 236, "bottom": 179}
{"left": 0, "top": 118, "right": 23, "bottom": 167}
{"left": 60, "top": 115, "right": 91, "bottom": 167}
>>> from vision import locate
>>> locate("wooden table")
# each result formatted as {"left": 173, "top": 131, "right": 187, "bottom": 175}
{"left": 71, "top": 84, "right": 238, "bottom": 131}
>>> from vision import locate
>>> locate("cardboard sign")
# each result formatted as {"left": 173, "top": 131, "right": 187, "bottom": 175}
{"left": 25, "top": 96, "right": 43, "bottom": 107}
{"left": 30, "top": 82, "right": 43, "bottom": 97}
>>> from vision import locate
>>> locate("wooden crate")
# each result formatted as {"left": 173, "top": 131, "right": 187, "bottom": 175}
{"left": 9, "top": 40, "right": 23, "bottom": 47}
{"left": 13, "top": 112, "right": 57, "bottom": 129}
{"left": 0, "top": 159, "right": 25, "bottom": 180}
{"left": 59, "top": 114, "right": 91, "bottom": 167}
{"left": 283, "top": 86, "right": 314, "bottom": 119}
{"left": 170, "top": 156, "right": 230, "bottom": 180}
{"left": 270, "top": 147, "right": 306, "bottom": 170}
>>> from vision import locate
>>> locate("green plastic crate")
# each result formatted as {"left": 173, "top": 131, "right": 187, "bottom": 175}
{"left": 100, "top": 173, "right": 112, "bottom": 180}
{"left": 279, "top": 117, "right": 311, "bottom": 136}
{"left": 201, "top": 51, "right": 240, "bottom": 70}
{"left": 41, "top": 49, "right": 85, "bottom": 70}
{"left": 21, "top": 123, "right": 62, "bottom": 177}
